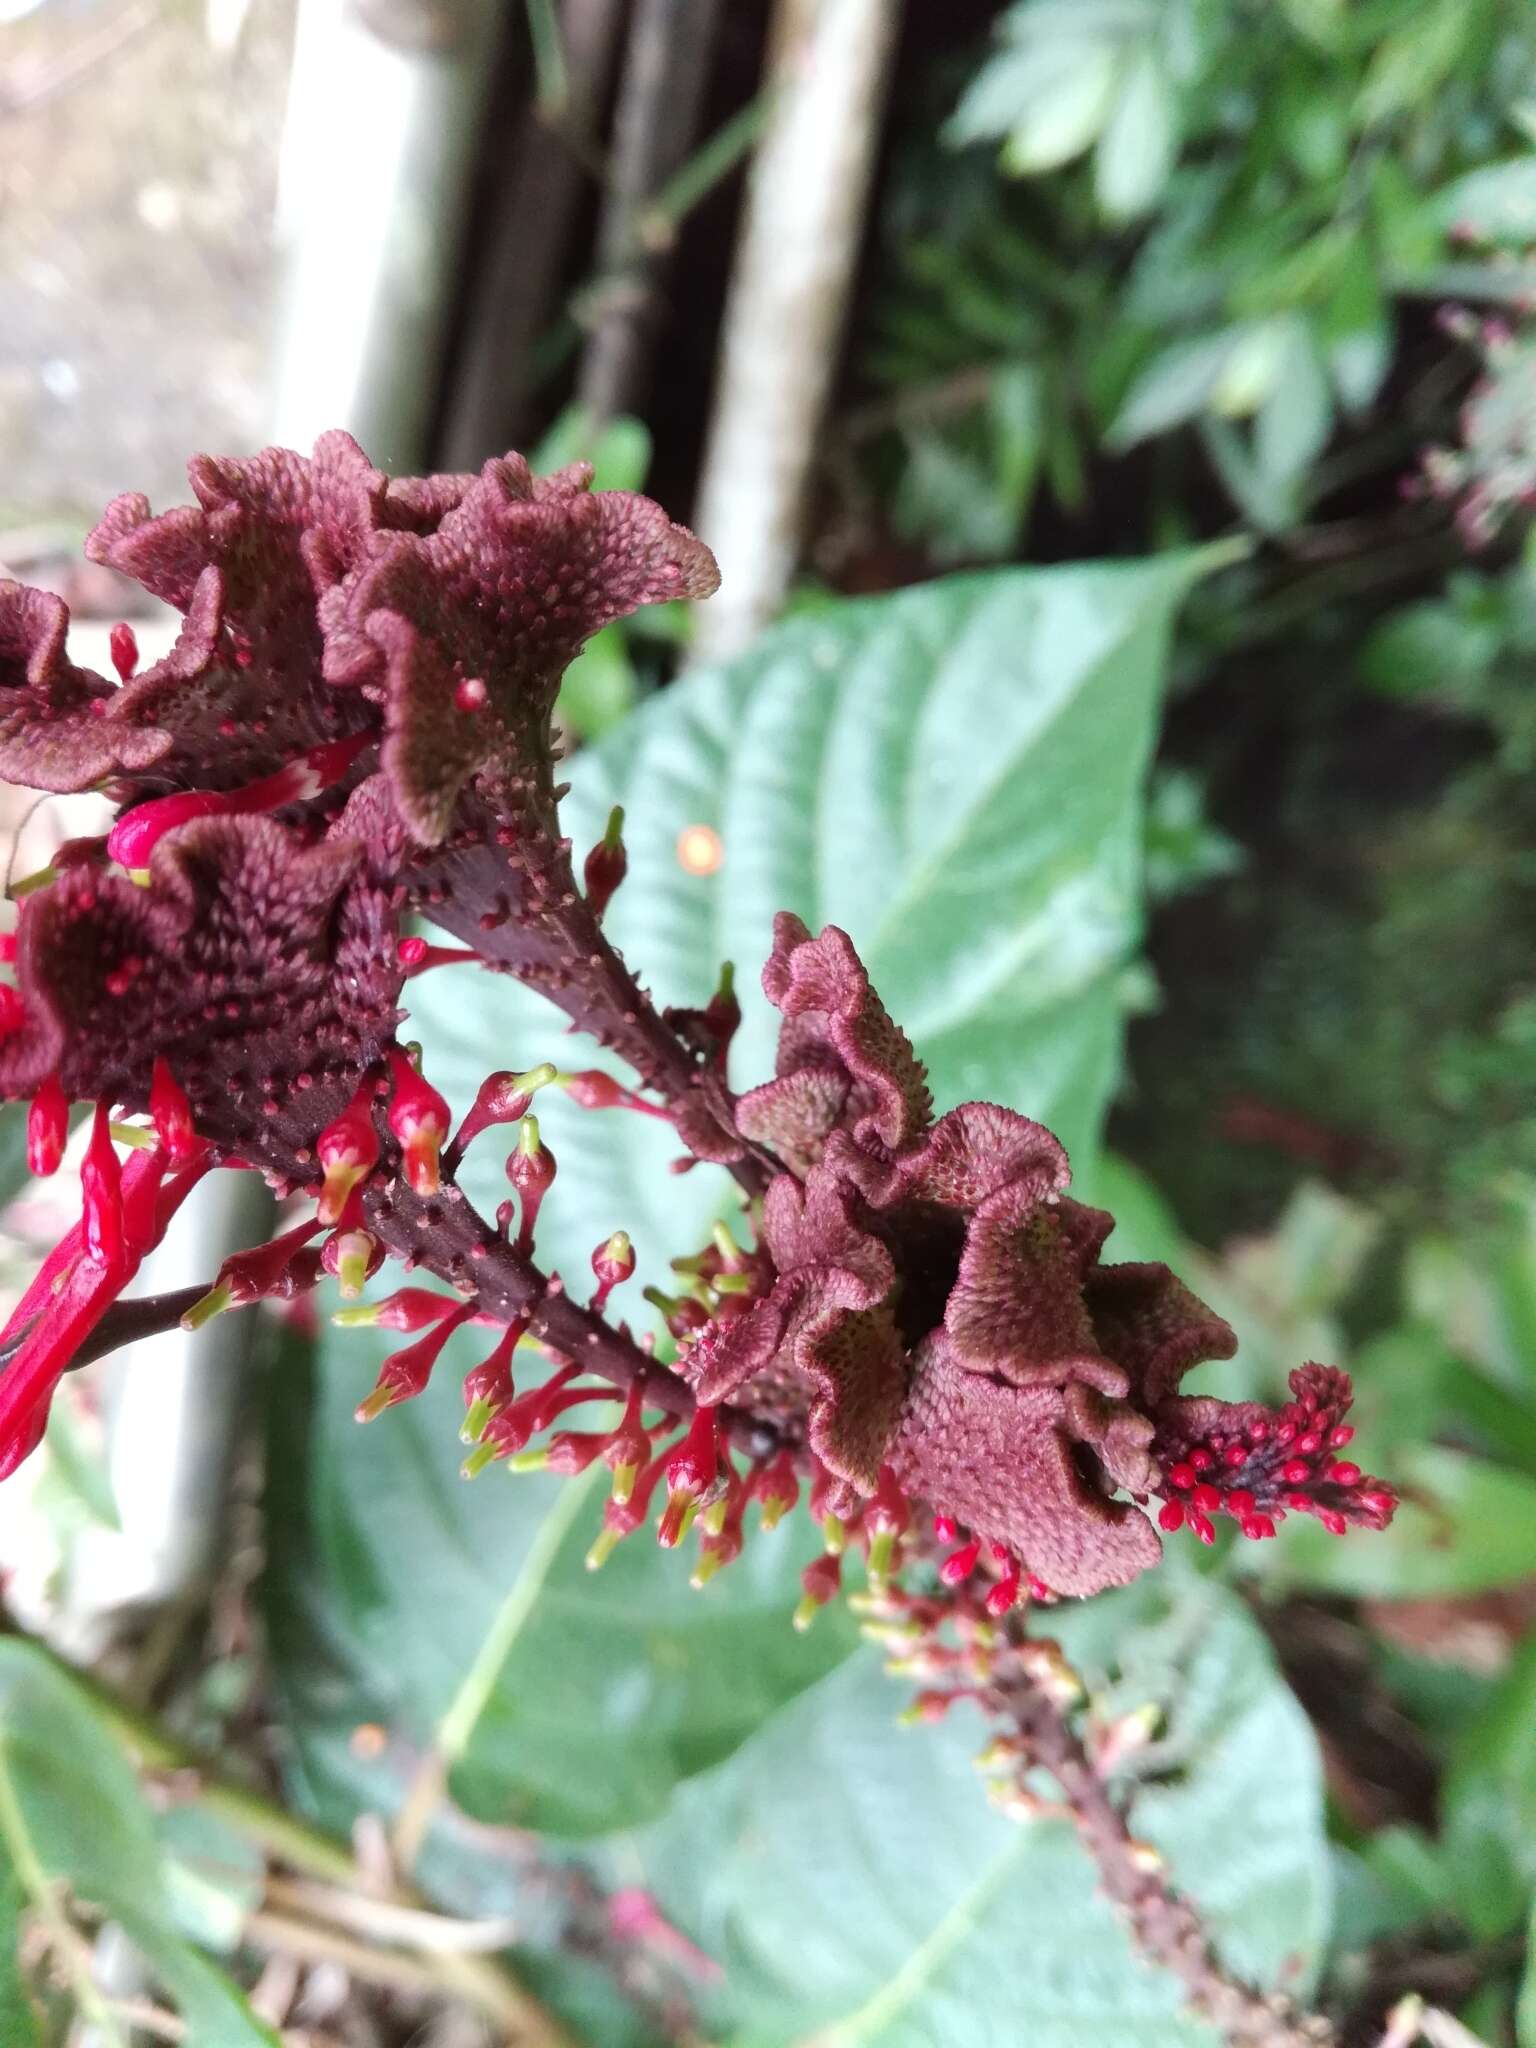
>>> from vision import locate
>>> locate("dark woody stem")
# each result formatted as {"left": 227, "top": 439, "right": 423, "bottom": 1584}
{"left": 404, "top": 821, "right": 775, "bottom": 1200}
{"left": 984, "top": 1635, "right": 1335, "bottom": 2048}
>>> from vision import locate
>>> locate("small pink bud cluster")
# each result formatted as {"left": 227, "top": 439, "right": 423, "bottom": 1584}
{"left": 1152, "top": 1365, "right": 1396, "bottom": 1543}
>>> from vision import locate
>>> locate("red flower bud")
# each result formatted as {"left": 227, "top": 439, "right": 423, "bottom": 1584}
{"left": 657, "top": 1403, "right": 719, "bottom": 1548}
{"left": 81, "top": 1103, "right": 125, "bottom": 1269}
{"left": 583, "top": 806, "right": 627, "bottom": 920}
{"left": 27, "top": 1074, "right": 68, "bottom": 1177}
{"left": 460, "top": 1320, "right": 525, "bottom": 1444}
{"left": 322, "top": 1226, "right": 381, "bottom": 1298}
{"left": 316, "top": 1080, "right": 381, "bottom": 1224}
{"left": 183, "top": 1212, "right": 327, "bottom": 1327}
{"left": 794, "top": 1550, "right": 843, "bottom": 1631}
{"left": 357, "top": 1301, "right": 473, "bottom": 1421}
{"left": 149, "top": 1057, "right": 200, "bottom": 1162}
{"left": 109, "top": 621, "right": 139, "bottom": 682}
{"left": 386, "top": 1046, "right": 450, "bottom": 1196}
{"left": 507, "top": 1115, "right": 556, "bottom": 1256}
{"left": 590, "top": 1230, "right": 635, "bottom": 1313}
{"left": 335, "top": 1285, "right": 464, "bottom": 1334}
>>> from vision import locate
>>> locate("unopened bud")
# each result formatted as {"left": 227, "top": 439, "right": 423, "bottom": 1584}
{"left": 450, "top": 1063, "right": 557, "bottom": 1160}
{"left": 356, "top": 1302, "right": 472, "bottom": 1422}
{"left": 583, "top": 805, "right": 628, "bottom": 919}
{"left": 149, "top": 1057, "right": 200, "bottom": 1161}
{"left": 507, "top": 1116, "right": 557, "bottom": 1256}
{"left": 590, "top": 1230, "right": 635, "bottom": 1313}
{"left": 793, "top": 1551, "right": 843, "bottom": 1632}
{"left": 109, "top": 621, "right": 139, "bottom": 682}
{"left": 755, "top": 1452, "right": 799, "bottom": 1530}
{"left": 27, "top": 1074, "right": 68, "bottom": 1177}
{"left": 386, "top": 1046, "right": 450, "bottom": 1196}
{"left": 316, "top": 1082, "right": 381, "bottom": 1224}
{"left": 657, "top": 1404, "right": 720, "bottom": 1548}
{"left": 81, "top": 1103, "right": 125, "bottom": 1269}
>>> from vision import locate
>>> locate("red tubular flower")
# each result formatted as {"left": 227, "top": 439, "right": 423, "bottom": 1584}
{"left": 449, "top": 1063, "right": 556, "bottom": 1160}
{"left": 0, "top": 1139, "right": 208, "bottom": 1475}
{"left": 107, "top": 732, "right": 372, "bottom": 872}
{"left": 183, "top": 1213, "right": 328, "bottom": 1328}
{"left": 657, "top": 1403, "right": 720, "bottom": 1548}
{"left": 334, "top": 1286, "right": 465, "bottom": 1334}
{"left": 80, "top": 1104, "right": 125, "bottom": 1268}
{"left": 460, "top": 1319, "right": 526, "bottom": 1444}
{"left": 149, "top": 1057, "right": 200, "bottom": 1162}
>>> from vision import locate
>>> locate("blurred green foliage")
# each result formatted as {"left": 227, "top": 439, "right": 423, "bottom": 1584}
{"left": 859, "top": 0, "right": 1536, "bottom": 551}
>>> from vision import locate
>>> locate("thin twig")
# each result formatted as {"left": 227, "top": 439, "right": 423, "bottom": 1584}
{"left": 263, "top": 1873, "right": 520, "bottom": 1956}
{"left": 987, "top": 1637, "right": 1335, "bottom": 2048}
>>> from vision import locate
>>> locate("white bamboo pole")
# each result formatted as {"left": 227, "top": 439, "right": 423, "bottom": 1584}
{"left": 689, "top": 0, "right": 901, "bottom": 663}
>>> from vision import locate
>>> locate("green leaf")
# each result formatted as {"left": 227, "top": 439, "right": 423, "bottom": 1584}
{"left": 0, "top": 1849, "right": 42, "bottom": 2047}
{"left": 1094, "top": 46, "right": 1177, "bottom": 221}
{"left": 0, "top": 1105, "right": 32, "bottom": 1214}
{"left": 1247, "top": 1446, "right": 1536, "bottom": 1598}
{"left": 0, "top": 1640, "right": 276, "bottom": 2044}
{"left": 1002, "top": 45, "right": 1122, "bottom": 175}
{"left": 627, "top": 1573, "right": 1331, "bottom": 2046}
{"left": 1107, "top": 329, "right": 1250, "bottom": 448}
{"left": 1442, "top": 1636, "right": 1536, "bottom": 1941}
{"left": 1520, "top": 1898, "right": 1536, "bottom": 2048}
{"left": 556, "top": 622, "right": 638, "bottom": 740}
{"left": 265, "top": 1327, "right": 858, "bottom": 1839}
{"left": 1433, "top": 157, "right": 1536, "bottom": 246}
{"left": 1355, "top": 0, "right": 1471, "bottom": 127}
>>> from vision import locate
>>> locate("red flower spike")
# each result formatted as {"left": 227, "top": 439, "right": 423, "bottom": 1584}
{"left": 755, "top": 1451, "right": 800, "bottom": 1530}
{"left": 109, "top": 622, "right": 139, "bottom": 682}
{"left": 1153, "top": 1364, "right": 1396, "bottom": 1545}
{"left": 106, "top": 732, "right": 371, "bottom": 871}
{"left": 183, "top": 1212, "right": 327, "bottom": 1328}
{"left": 590, "top": 1230, "right": 635, "bottom": 1314}
{"left": 460, "top": 1319, "right": 526, "bottom": 1444}
{"left": 148, "top": 1057, "right": 200, "bottom": 1162}
{"left": 27, "top": 1074, "right": 68, "bottom": 1176}
{"left": 583, "top": 805, "right": 627, "bottom": 921}
{"left": 657, "top": 1402, "right": 720, "bottom": 1548}
{"left": 81, "top": 1104, "right": 126, "bottom": 1268}
{"left": 507, "top": 1115, "right": 556, "bottom": 1256}
{"left": 316, "top": 1080, "right": 381, "bottom": 1225}
{"left": 385, "top": 1045, "right": 450, "bottom": 1197}
{"left": 357, "top": 1300, "right": 473, "bottom": 1421}
{"left": 794, "top": 1550, "right": 843, "bottom": 1631}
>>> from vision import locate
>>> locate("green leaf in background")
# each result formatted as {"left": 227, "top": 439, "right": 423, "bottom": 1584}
{"left": 1521, "top": 1897, "right": 1536, "bottom": 2048}
{"left": 1248, "top": 1445, "right": 1536, "bottom": 1598}
{"left": 0, "top": 1640, "right": 276, "bottom": 2045}
{"left": 1107, "top": 328, "right": 1251, "bottom": 448}
{"left": 265, "top": 1327, "right": 858, "bottom": 1840}
{"left": 1095, "top": 45, "right": 1177, "bottom": 221}
{"left": 0, "top": 1849, "right": 42, "bottom": 2046}
{"left": 621, "top": 1572, "right": 1331, "bottom": 2047}
{"left": 0, "top": 1104, "right": 32, "bottom": 1214}
{"left": 1442, "top": 1635, "right": 1536, "bottom": 1940}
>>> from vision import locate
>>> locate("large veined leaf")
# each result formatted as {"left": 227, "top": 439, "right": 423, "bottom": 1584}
{"left": 265, "top": 1326, "right": 858, "bottom": 1840}
{"left": 268, "top": 562, "right": 1208, "bottom": 1848}
{"left": 620, "top": 1571, "right": 1331, "bottom": 2047}
{"left": 0, "top": 1640, "right": 276, "bottom": 2046}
